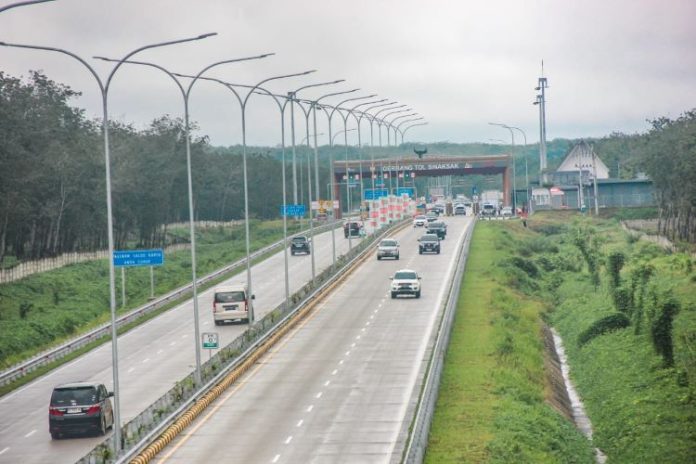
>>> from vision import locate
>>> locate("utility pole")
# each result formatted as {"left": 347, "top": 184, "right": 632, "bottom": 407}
{"left": 534, "top": 62, "right": 549, "bottom": 185}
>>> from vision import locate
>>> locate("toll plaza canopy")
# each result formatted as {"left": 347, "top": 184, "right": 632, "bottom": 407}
{"left": 332, "top": 154, "right": 512, "bottom": 206}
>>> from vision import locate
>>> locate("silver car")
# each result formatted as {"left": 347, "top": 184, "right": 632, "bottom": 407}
{"left": 377, "top": 238, "right": 400, "bottom": 260}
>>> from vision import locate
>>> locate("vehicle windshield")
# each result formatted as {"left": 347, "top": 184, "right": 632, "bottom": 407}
{"left": 422, "top": 234, "right": 438, "bottom": 241}
{"left": 394, "top": 271, "right": 417, "bottom": 280}
{"left": 51, "top": 387, "right": 97, "bottom": 406}
{"left": 380, "top": 240, "right": 397, "bottom": 247}
{"left": 415, "top": 215, "right": 426, "bottom": 220}
{"left": 292, "top": 237, "right": 307, "bottom": 243}
{"left": 215, "top": 291, "right": 245, "bottom": 303}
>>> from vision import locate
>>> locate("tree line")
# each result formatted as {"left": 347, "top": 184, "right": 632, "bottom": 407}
{"left": 0, "top": 71, "right": 299, "bottom": 263}
{"left": 591, "top": 110, "right": 696, "bottom": 243}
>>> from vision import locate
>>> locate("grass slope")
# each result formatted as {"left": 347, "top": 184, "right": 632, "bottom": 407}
{"left": 425, "top": 221, "right": 594, "bottom": 463}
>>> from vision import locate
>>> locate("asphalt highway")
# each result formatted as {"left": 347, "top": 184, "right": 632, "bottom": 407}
{"left": 0, "top": 226, "right": 359, "bottom": 464}
{"left": 152, "top": 216, "right": 474, "bottom": 464}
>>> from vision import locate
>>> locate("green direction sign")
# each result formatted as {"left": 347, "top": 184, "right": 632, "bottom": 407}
{"left": 202, "top": 332, "right": 219, "bottom": 349}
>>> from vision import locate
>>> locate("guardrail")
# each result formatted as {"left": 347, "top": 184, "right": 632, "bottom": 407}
{"left": 75, "top": 219, "right": 408, "bottom": 463}
{"left": 402, "top": 219, "right": 475, "bottom": 463}
{"left": 0, "top": 221, "right": 339, "bottom": 388}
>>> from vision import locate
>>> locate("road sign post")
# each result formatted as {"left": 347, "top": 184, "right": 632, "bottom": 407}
{"left": 202, "top": 332, "right": 219, "bottom": 361}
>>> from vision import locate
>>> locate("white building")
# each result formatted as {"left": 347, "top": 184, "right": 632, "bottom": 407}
{"left": 553, "top": 140, "right": 610, "bottom": 185}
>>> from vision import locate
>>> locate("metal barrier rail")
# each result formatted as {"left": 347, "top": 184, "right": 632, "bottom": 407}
{"left": 0, "top": 222, "right": 339, "bottom": 387}
{"left": 402, "top": 219, "right": 475, "bottom": 463}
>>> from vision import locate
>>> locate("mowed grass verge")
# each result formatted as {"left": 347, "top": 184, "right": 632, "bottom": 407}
{"left": 425, "top": 221, "right": 594, "bottom": 463}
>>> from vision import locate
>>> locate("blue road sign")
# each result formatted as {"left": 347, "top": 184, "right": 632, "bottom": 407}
{"left": 113, "top": 249, "right": 164, "bottom": 267}
{"left": 364, "top": 188, "right": 389, "bottom": 200}
{"left": 281, "top": 204, "right": 306, "bottom": 217}
{"left": 396, "top": 187, "right": 415, "bottom": 197}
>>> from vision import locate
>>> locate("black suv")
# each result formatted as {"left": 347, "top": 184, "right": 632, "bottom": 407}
{"left": 418, "top": 234, "right": 441, "bottom": 254}
{"left": 344, "top": 221, "right": 362, "bottom": 238}
{"left": 426, "top": 221, "right": 447, "bottom": 239}
{"left": 290, "top": 236, "right": 311, "bottom": 255}
{"left": 49, "top": 382, "right": 114, "bottom": 438}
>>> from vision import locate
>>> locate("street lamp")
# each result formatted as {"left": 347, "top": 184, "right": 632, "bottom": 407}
{"left": 288, "top": 80, "right": 344, "bottom": 204}
{"left": 374, "top": 103, "right": 406, "bottom": 146}
{"left": 0, "top": 31, "right": 218, "bottom": 454}
{"left": 396, "top": 117, "right": 425, "bottom": 144}
{"left": 332, "top": 128, "right": 356, "bottom": 145}
{"left": 400, "top": 121, "right": 428, "bottom": 144}
{"left": 94, "top": 53, "right": 272, "bottom": 388}
{"left": 381, "top": 108, "right": 412, "bottom": 146}
{"left": 387, "top": 112, "right": 418, "bottom": 146}
{"left": 489, "top": 122, "right": 517, "bottom": 211}
{"left": 0, "top": 0, "right": 54, "bottom": 13}
{"left": 301, "top": 132, "right": 324, "bottom": 144}
{"left": 506, "top": 126, "right": 529, "bottom": 211}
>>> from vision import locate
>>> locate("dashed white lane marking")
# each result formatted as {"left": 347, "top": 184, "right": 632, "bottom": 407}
{"left": 306, "top": 405, "right": 314, "bottom": 412}
{"left": 361, "top": 328, "right": 366, "bottom": 332}
{"left": 324, "top": 380, "right": 330, "bottom": 387}
{"left": 169, "top": 341, "right": 176, "bottom": 346}
{"left": 346, "top": 351, "right": 351, "bottom": 356}
{"left": 180, "top": 334, "right": 187, "bottom": 339}
{"left": 315, "top": 392, "right": 323, "bottom": 399}
{"left": 339, "top": 360, "right": 344, "bottom": 365}
{"left": 366, "top": 321, "right": 371, "bottom": 325}
{"left": 127, "top": 367, "right": 135, "bottom": 373}
{"left": 296, "top": 419, "right": 303, "bottom": 427}
{"left": 142, "top": 358, "right": 150, "bottom": 363}
{"left": 0, "top": 447, "right": 9, "bottom": 455}
{"left": 24, "top": 430, "right": 35, "bottom": 438}
{"left": 356, "top": 335, "right": 361, "bottom": 340}
{"left": 351, "top": 343, "right": 356, "bottom": 348}
{"left": 284, "top": 436, "right": 293, "bottom": 444}
{"left": 332, "top": 369, "right": 338, "bottom": 375}
{"left": 157, "top": 349, "right": 163, "bottom": 355}
{"left": 272, "top": 454, "right": 280, "bottom": 463}
{"left": 369, "top": 315, "right": 374, "bottom": 319}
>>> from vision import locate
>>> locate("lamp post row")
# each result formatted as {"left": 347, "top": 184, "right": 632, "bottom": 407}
{"left": 0, "top": 3, "right": 429, "bottom": 457}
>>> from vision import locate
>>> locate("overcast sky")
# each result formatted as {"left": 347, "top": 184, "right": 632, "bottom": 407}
{"left": 2, "top": 0, "right": 695, "bottom": 147}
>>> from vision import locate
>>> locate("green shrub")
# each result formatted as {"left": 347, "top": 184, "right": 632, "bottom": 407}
{"left": 505, "top": 256, "right": 539, "bottom": 278}
{"left": 578, "top": 313, "right": 631, "bottom": 346}
{"left": 607, "top": 250, "right": 626, "bottom": 289}
{"left": 613, "top": 286, "right": 633, "bottom": 314}
{"left": 651, "top": 297, "right": 679, "bottom": 367}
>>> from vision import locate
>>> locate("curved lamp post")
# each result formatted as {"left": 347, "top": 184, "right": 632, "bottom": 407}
{"left": 380, "top": 108, "right": 412, "bottom": 146}
{"left": 397, "top": 117, "right": 425, "bottom": 144}
{"left": 288, "top": 80, "right": 344, "bottom": 204}
{"left": 358, "top": 101, "right": 397, "bottom": 192}
{"left": 489, "top": 122, "right": 517, "bottom": 210}
{"left": 387, "top": 112, "right": 418, "bottom": 146}
{"left": 507, "top": 126, "right": 529, "bottom": 211}
{"left": 374, "top": 103, "right": 406, "bottom": 146}
{"left": 0, "top": 0, "right": 54, "bottom": 13}
{"left": 0, "top": 32, "right": 218, "bottom": 454}
{"left": 94, "top": 53, "right": 273, "bottom": 388}
{"left": 400, "top": 121, "right": 428, "bottom": 144}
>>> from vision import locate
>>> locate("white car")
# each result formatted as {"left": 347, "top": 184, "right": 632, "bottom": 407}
{"left": 377, "top": 238, "right": 400, "bottom": 260}
{"left": 390, "top": 269, "right": 422, "bottom": 299}
{"left": 501, "top": 206, "right": 513, "bottom": 217}
{"left": 413, "top": 215, "right": 427, "bottom": 227}
{"left": 212, "top": 284, "right": 254, "bottom": 325}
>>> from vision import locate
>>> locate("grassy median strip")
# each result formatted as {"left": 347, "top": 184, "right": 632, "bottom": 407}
{"left": 425, "top": 221, "right": 594, "bottom": 463}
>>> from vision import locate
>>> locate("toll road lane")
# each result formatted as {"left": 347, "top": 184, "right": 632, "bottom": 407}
{"left": 0, "top": 226, "right": 360, "bottom": 464}
{"left": 152, "top": 216, "right": 474, "bottom": 463}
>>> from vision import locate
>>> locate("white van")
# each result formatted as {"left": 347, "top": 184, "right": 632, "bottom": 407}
{"left": 212, "top": 284, "right": 254, "bottom": 325}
